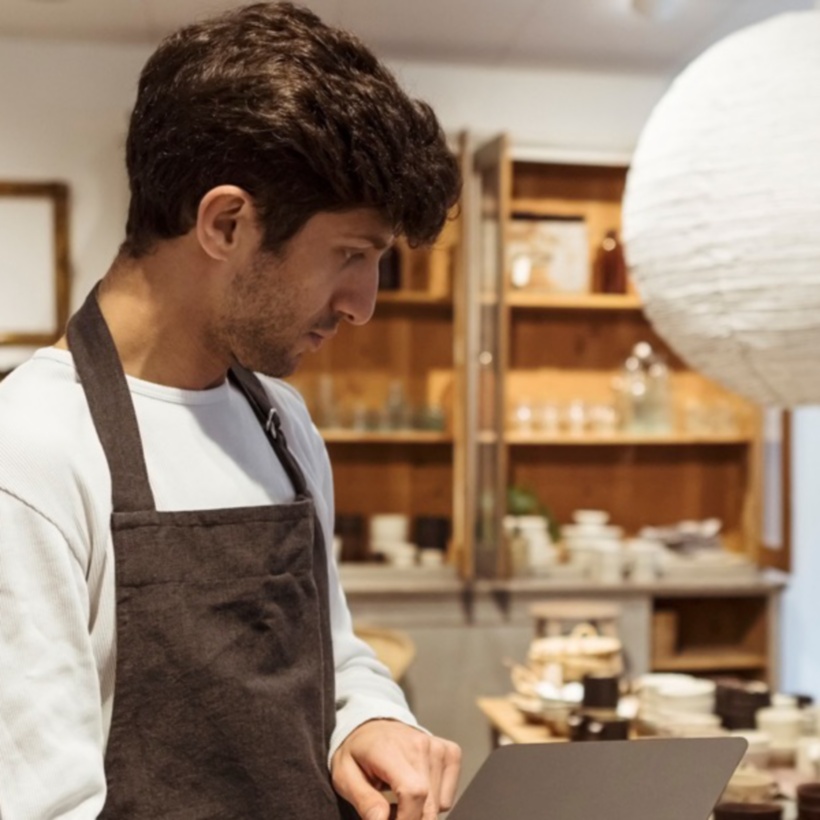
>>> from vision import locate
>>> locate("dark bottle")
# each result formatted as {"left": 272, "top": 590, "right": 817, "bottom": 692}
{"left": 593, "top": 229, "right": 628, "bottom": 294}
{"left": 585, "top": 717, "right": 629, "bottom": 742}
{"left": 378, "top": 246, "right": 401, "bottom": 291}
{"left": 581, "top": 673, "right": 620, "bottom": 719}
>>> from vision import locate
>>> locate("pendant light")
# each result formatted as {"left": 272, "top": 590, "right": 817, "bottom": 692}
{"left": 622, "top": 10, "right": 820, "bottom": 406}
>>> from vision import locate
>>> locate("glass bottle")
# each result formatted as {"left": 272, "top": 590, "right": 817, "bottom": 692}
{"left": 593, "top": 229, "right": 628, "bottom": 294}
{"left": 616, "top": 342, "right": 672, "bottom": 434}
{"left": 382, "top": 380, "right": 410, "bottom": 429}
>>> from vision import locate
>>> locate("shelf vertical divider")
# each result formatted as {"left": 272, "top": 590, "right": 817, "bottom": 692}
{"left": 471, "top": 134, "right": 512, "bottom": 579}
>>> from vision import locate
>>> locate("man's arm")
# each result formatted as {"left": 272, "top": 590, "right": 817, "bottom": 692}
{"left": 324, "top": 506, "right": 461, "bottom": 820}
{"left": 317, "top": 447, "right": 461, "bottom": 819}
{"left": 0, "top": 489, "right": 106, "bottom": 819}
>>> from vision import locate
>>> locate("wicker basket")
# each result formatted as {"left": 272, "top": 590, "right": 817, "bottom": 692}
{"left": 526, "top": 623, "right": 622, "bottom": 682}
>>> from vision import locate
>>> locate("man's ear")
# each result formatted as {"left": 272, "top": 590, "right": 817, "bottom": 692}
{"left": 195, "top": 185, "right": 259, "bottom": 261}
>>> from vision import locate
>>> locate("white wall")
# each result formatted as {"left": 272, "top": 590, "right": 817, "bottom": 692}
{"left": 0, "top": 37, "right": 150, "bottom": 368}
{"left": 389, "top": 59, "right": 668, "bottom": 156}
{"left": 782, "top": 409, "right": 820, "bottom": 696}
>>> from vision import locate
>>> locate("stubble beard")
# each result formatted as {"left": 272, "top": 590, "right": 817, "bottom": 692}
{"left": 214, "top": 257, "right": 300, "bottom": 379}
{"left": 218, "top": 302, "right": 301, "bottom": 378}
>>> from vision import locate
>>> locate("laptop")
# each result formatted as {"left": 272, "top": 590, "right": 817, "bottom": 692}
{"left": 447, "top": 737, "right": 747, "bottom": 820}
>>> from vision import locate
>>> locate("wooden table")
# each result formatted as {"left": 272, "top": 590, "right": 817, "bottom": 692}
{"left": 476, "top": 697, "right": 566, "bottom": 748}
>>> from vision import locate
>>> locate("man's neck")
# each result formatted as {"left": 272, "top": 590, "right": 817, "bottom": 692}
{"left": 60, "top": 244, "right": 231, "bottom": 391}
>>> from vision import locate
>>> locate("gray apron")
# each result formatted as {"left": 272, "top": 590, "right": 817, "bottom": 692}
{"left": 67, "top": 286, "right": 353, "bottom": 819}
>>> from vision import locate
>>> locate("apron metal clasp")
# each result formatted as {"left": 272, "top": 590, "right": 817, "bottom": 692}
{"left": 265, "top": 408, "right": 281, "bottom": 440}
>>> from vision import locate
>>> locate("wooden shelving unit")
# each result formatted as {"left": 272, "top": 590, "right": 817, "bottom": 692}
{"left": 287, "top": 136, "right": 470, "bottom": 568}
{"left": 470, "top": 135, "right": 777, "bottom": 679}
{"left": 650, "top": 591, "right": 773, "bottom": 680}
{"left": 319, "top": 429, "right": 453, "bottom": 445}
{"left": 652, "top": 651, "right": 768, "bottom": 674}
{"left": 504, "top": 432, "right": 754, "bottom": 446}
{"left": 376, "top": 291, "right": 453, "bottom": 309}
{"left": 506, "top": 292, "right": 643, "bottom": 311}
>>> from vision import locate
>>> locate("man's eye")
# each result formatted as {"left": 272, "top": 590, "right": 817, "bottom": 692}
{"left": 344, "top": 251, "right": 366, "bottom": 265}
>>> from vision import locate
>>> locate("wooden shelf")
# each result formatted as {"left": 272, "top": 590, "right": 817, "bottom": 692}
{"left": 320, "top": 429, "right": 453, "bottom": 444}
{"left": 377, "top": 291, "right": 452, "bottom": 308}
{"left": 506, "top": 291, "right": 643, "bottom": 311}
{"left": 505, "top": 431, "right": 753, "bottom": 446}
{"left": 653, "top": 650, "right": 768, "bottom": 673}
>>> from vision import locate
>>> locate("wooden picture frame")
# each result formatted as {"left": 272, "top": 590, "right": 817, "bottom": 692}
{"left": 0, "top": 182, "right": 70, "bottom": 346}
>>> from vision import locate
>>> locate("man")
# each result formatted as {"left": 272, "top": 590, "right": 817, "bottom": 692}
{"left": 0, "top": 3, "right": 461, "bottom": 818}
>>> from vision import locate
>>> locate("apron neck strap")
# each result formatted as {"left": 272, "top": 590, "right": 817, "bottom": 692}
{"left": 66, "top": 283, "right": 156, "bottom": 513}
{"left": 228, "top": 364, "right": 310, "bottom": 498}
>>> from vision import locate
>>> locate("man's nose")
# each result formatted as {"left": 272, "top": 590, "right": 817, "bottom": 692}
{"left": 332, "top": 263, "right": 380, "bottom": 326}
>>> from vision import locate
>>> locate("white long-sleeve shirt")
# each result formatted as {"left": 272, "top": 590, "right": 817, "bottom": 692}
{"left": 0, "top": 348, "right": 417, "bottom": 820}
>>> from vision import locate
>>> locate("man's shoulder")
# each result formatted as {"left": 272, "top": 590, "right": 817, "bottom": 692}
{"left": 0, "top": 352, "right": 104, "bottom": 501}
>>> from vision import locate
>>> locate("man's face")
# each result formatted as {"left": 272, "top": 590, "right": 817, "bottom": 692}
{"left": 216, "top": 208, "right": 393, "bottom": 378}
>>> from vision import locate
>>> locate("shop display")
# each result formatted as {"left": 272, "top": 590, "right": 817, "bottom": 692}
{"left": 502, "top": 661, "right": 820, "bottom": 816}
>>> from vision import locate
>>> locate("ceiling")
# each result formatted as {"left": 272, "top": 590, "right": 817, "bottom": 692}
{"left": 0, "top": 0, "right": 816, "bottom": 75}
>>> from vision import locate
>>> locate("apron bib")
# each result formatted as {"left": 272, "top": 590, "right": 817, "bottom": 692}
{"left": 67, "top": 286, "right": 346, "bottom": 819}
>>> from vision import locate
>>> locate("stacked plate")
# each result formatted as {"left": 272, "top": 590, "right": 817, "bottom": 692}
{"left": 560, "top": 509, "right": 624, "bottom": 581}
{"left": 638, "top": 674, "right": 721, "bottom": 736}
{"left": 658, "top": 549, "right": 758, "bottom": 581}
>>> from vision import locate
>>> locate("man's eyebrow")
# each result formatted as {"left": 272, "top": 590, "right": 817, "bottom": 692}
{"left": 343, "top": 234, "right": 394, "bottom": 250}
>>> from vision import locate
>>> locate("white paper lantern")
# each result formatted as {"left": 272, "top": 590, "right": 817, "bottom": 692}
{"left": 622, "top": 11, "right": 820, "bottom": 406}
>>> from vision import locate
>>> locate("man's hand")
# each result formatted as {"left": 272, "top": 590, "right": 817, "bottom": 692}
{"left": 331, "top": 719, "right": 461, "bottom": 820}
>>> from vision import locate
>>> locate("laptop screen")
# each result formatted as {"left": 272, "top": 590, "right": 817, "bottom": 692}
{"left": 448, "top": 737, "right": 746, "bottom": 820}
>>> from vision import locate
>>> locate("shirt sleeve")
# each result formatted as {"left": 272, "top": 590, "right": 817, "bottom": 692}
{"left": 0, "top": 489, "right": 106, "bottom": 820}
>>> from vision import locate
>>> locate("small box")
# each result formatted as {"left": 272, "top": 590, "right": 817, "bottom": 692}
{"left": 652, "top": 610, "right": 680, "bottom": 661}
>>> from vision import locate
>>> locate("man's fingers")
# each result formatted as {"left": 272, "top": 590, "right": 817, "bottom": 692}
{"left": 331, "top": 721, "right": 463, "bottom": 820}
{"left": 420, "top": 739, "right": 446, "bottom": 820}
{"left": 438, "top": 739, "right": 462, "bottom": 810}
{"left": 392, "top": 768, "right": 430, "bottom": 819}
{"left": 332, "top": 756, "right": 392, "bottom": 820}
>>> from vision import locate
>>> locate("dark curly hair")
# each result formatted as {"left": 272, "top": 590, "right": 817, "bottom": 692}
{"left": 120, "top": 2, "right": 461, "bottom": 258}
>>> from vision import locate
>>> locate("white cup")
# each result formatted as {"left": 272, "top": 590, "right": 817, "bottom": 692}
{"left": 756, "top": 706, "right": 803, "bottom": 745}
{"left": 593, "top": 542, "right": 624, "bottom": 583}
{"left": 627, "top": 540, "right": 660, "bottom": 583}
{"left": 573, "top": 509, "right": 610, "bottom": 526}
{"left": 797, "top": 736, "right": 820, "bottom": 779}
{"left": 418, "top": 549, "right": 444, "bottom": 568}
{"left": 730, "top": 729, "right": 771, "bottom": 769}
{"left": 370, "top": 514, "right": 410, "bottom": 543}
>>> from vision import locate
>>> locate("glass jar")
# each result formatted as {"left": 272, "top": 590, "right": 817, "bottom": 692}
{"left": 615, "top": 342, "right": 673, "bottom": 434}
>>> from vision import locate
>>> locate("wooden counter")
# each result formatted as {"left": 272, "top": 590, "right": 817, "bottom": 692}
{"left": 476, "top": 697, "right": 563, "bottom": 746}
